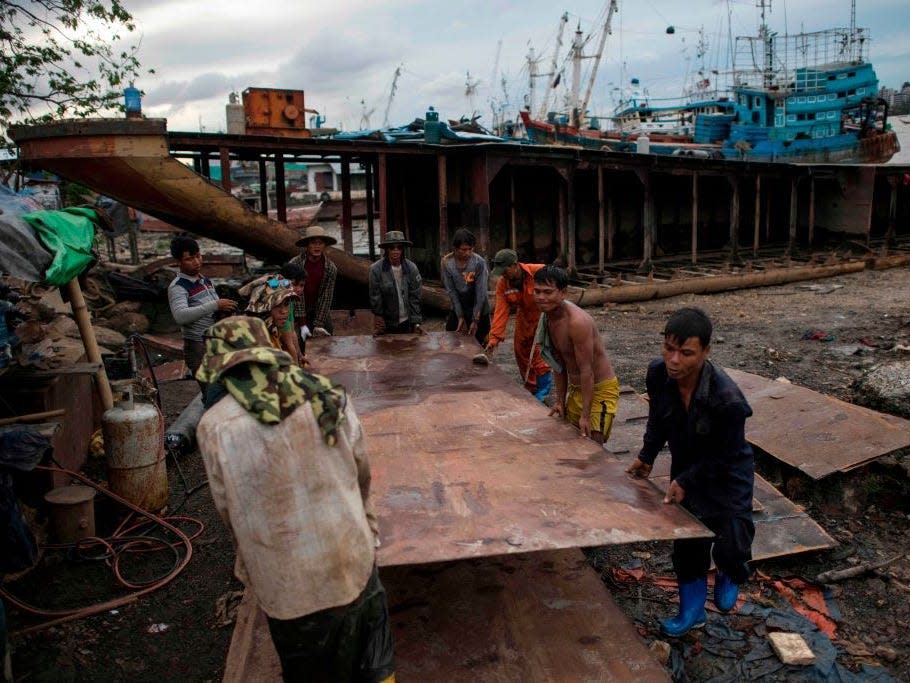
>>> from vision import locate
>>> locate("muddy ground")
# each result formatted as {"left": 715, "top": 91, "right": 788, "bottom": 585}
{"left": 7, "top": 265, "right": 910, "bottom": 681}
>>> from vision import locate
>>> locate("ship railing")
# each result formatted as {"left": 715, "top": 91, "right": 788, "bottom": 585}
{"left": 732, "top": 27, "right": 868, "bottom": 90}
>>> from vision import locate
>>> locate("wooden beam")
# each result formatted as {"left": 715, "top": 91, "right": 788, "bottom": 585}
{"left": 753, "top": 175, "right": 761, "bottom": 256}
{"left": 606, "top": 185, "right": 615, "bottom": 262}
{"left": 787, "top": 176, "right": 798, "bottom": 257}
{"left": 438, "top": 154, "right": 449, "bottom": 256}
{"left": 691, "top": 172, "right": 699, "bottom": 265}
{"left": 885, "top": 175, "right": 899, "bottom": 248}
{"left": 378, "top": 153, "right": 389, "bottom": 240}
{"left": 257, "top": 158, "right": 268, "bottom": 215}
{"left": 219, "top": 146, "right": 231, "bottom": 193}
{"left": 807, "top": 175, "right": 816, "bottom": 248}
{"left": 635, "top": 169, "right": 653, "bottom": 273}
{"left": 365, "top": 159, "right": 376, "bottom": 260}
{"left": 597, "top": 166, "right": 605, "bottom": 274}
{"left": 566, "top": 167, "right": 576, "bottom": 272}
{"left": 340, "top": 157, "right": 353, "bottom": 253}
{"left": 558, "top": 181, "right": 567, "bottom": 262}
{"left": 274, "top": 154, "right": 286, "bottom": 224}
{"left": 728, "top": 175, "right": 741, "bottom": 264}
{"left": 473, "top": 155, "right": 491, "bottom": 254}
{"left": 510, "top": 167, "right": 518, "bottom": 250}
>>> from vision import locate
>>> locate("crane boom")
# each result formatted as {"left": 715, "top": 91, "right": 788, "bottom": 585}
{"left": 579, "top": 0, "right": 618, "bottom": 126}
{"left": 382, "top": 64, "right": 403, "bottom": 128}
{"left": 536, "top": 12, "right": 569, "bottom": 120}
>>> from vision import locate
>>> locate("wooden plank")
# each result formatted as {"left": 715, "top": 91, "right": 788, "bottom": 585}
{"left": 224, "top": 550, "right": 671, "bottom": 683}
{"left": 309, "top": 333, "right": 710, "bottom": 568}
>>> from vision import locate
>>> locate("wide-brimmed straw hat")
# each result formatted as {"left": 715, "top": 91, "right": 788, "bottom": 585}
{"left": 378, "top": 230, "right": 412, "bottom": 248}
{"left": 295, "top": 225, "right": 338, "bottom": 248}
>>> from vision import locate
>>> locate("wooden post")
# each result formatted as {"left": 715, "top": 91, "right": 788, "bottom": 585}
{"left": 438, "top": 155, "right": 449, "bottom": 254}
{"left": 377, "top": 153, "right": 389, "bottom": 240}
{"left": 258, "top": 158, "right": 268, "bottom": 215}
{"left": 635, "top": 169, "right": 653, "bottom": 273}
{"left": 510, "top": 167, "right": 518, "bottom": 250}
{"left": 275, "top": 154, "right": 287, "bottom": 224}
{"left": 566, "top": 168, "right": 576, "bottom": 272}
{"left": 807, "top": 174, "right": 816, "bottom": 249}
{"left": 597, "top": 166, "right": 605, "bottom": 274}
{"left": 472, "top": 155, "right": 491, "bottom": 254}
{"left": 787, "top": 176, "right": 798, "bottom": 257}
{"left": 753, "top": 175, "right": 761, "bottom": 256}
{"left": 558, "top": 181, "right": 567, "bottom": 263}
{"left": 728, "top": 175, "right": 741, "bottom": 264}
{"left": 691, "top": 172, "right": 699, "bottom": 265}
{"left": 365, "top": 160, "right": 376, "bottom": 260}
{"left": 764, "top": 189, "right": 771, "bottom": 242}
{"left": 606, "top": 185, "right": 615, "bottom": 262}
{"left": 65, "top": 279, "right": 113, "bottom": 411}
{"left": 219, "top": 147, "right": 231, "bottom": 193}
{"left": 884, "top": 175, "right": 899, "bottom": 248}
{"left": 340, "top": 157, "right": 353, "bottom": 253}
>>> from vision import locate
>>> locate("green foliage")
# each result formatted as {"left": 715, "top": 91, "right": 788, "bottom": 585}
{"left": 0, "top": 0, "right": 153, "bottom": 138}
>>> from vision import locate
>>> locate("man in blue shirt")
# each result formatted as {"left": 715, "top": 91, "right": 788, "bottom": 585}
{"left": 626, "top": 307, "right": 754, "bottom": 637}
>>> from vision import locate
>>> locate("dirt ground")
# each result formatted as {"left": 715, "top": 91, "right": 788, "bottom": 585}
{"left": 7, "top": 265, "right": 910, "bottom": 681}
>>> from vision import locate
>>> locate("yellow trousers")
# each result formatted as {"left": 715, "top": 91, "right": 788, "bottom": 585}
{"left": 566, "top": 376, "right": 620, "bottom": 439}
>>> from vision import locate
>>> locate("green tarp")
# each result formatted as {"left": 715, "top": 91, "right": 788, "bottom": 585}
{"left": 22, "top": 207, "right": 99, "bottom": 286}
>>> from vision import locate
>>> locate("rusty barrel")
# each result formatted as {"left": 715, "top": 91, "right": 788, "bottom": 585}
{"left": 44, "top": 485, "right": 96, "bottom": 543}
{"left": 102, "top": 393, "right": 168, "bottom": 512}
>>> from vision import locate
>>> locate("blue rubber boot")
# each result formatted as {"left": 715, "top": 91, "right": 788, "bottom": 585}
{"left": 534, "top": 372, "right": 553, "bottom": 403}
{"left": 714, "top": 572, "right": 739, "bottom": 612}
{"left": 660, "top": 577, "right": 708, "bottom": 637}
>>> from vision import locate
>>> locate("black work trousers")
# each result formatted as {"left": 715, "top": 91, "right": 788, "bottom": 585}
{"left": 672, "top": 513, "right": 754, "bottom": 584}
{"left": 266, "top": 567, "right": 394, "bottom": 683}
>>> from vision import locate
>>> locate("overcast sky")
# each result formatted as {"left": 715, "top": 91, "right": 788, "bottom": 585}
{"left": 120, "top": 0, "right": 910, "bottom": 133}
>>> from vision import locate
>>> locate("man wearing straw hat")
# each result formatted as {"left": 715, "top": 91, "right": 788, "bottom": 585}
{"left": 368, "top": 230, "right": 423, "bottom": 335}
{"left": 290, "top": 225, "right": 338, "bottom": 336}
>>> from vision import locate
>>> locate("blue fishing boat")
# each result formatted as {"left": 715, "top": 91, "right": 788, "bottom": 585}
{"left": 520, "top": 1, "right": 899, "bottom": 164}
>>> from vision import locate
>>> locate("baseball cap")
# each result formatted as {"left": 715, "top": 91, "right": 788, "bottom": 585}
{"left": 491, "top": 249, "right": 518, "bottom": 276}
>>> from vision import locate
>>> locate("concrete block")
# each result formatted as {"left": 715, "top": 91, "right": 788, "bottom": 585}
{"left": 768, "top": 632, "right": 816, "bottom": 666}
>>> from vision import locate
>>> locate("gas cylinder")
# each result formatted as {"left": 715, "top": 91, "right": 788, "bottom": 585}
{"left": 102, "top": 387, "right": 168, "bottom": 511}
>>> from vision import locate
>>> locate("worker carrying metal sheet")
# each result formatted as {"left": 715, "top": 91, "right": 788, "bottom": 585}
{"left": 532, "top": 265, "right": 620, "bottom": 443}
{"left": 485, "top": 249, "right": 552, "bottom": 402}
{"left": 626, "top": 307, "right": 755, "bottom": 638}
{"left": 196, "top": 317, "right": 395, "bottom": 682}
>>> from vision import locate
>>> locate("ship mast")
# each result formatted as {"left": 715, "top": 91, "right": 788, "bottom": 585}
{"left": 579, "top": 0, "right": 618, "bottom": 128}
{"left": 758, "top": 0, "right": 773, "bottom": 88}
{"left": 535, "top": 12, "right": 569, "bottom": 120}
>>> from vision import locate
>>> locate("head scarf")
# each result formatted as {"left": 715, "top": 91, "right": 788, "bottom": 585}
{"left": 196, "top": 316, "right": 345, "bottom": 444}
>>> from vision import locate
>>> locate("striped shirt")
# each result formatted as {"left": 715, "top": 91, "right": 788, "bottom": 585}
{"left": 167, "top": 273, "right": 220, "bottom": 341}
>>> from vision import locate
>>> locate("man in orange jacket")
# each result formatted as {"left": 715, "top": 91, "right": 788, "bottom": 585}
{"left": 485, "top": 249, "right": 553, "bottom": 402}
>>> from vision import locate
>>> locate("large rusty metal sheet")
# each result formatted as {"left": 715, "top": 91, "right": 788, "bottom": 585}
{"left": 308, "top": 332, "right": 710, "bottom": 567}
{"left": 224, "top": 550, "right": 670, "bottom": 683}
{"left": 605, "top": 392, "right": 836, "bottom": 562}
{"left": 726, "top": 368, "right": 910, "bottom": 479}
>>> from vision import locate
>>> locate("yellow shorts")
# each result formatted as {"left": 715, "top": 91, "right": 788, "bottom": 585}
{"left": 566, "top": 376, "right": 620, "bottom": 440}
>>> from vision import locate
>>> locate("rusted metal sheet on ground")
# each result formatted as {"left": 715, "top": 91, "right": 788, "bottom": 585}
{"left": 605, "top": 392, "right": 836, "bottom": 561}
{"left": 308, "top": 332, "right": 709, "bottom": 567}
{"left": 725, "top": 368, "right": 910, "bottom": 479}
{"left": 223, "top": 550, "right": 671, "bottom": 683}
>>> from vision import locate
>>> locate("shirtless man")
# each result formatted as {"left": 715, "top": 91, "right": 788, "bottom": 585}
{"left": 532, "top": 265, "right": 620, "bottom": 444}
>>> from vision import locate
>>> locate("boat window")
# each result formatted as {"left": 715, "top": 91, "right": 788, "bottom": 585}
{"left": 797, "top": 113, "right": 806, "bottom": 121}
{"left": 827, "top": 111, "right": 837, "bottom": 120}
{"left": 838, "top": 91, "right": 846, "bottom": 98}
{"left": 828, "top": 75, "right": 836, "bottom": 81}
{"left": 828, "top": 93, "right": 837, "bottom": 101}
{"left": 754, "top": 96, "right": 761, "bottom": 108}
{"left": 752, "top": 111, "right": 760, "bottom": 123}
{"left": 848, "top": 89, "right": 856, "bottom": 96}
{"left": 857, "top": 87, "right": 865, "bottom": 95}
{"left": 808, "top": 112, "right": 816, "bottom": 120}
{"left": 848, "top": 72, "right": 856, "bottom": 77}
{"left": 837, "top": 73, "right": 847, "bottom": 80}
{"left": 808, "top": 96, "right": 816, "bottom": 103}
{"left": 797, "top": 96, "right": 806, "bottom": 104}
{"left": 787, "top": 114, "right": 797, "bottom": 123}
